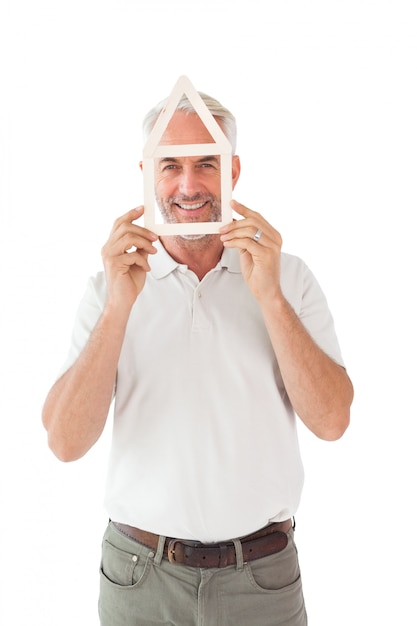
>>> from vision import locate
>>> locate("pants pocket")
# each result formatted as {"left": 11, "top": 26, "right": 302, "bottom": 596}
{"left": 100, "top": 537, "right": 151, "bottom": 588}
{"left": 245, "top": 532, "right": 300, "bottom": 592}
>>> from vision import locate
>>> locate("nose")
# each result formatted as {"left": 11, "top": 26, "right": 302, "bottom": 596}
{"left": 177, "top": 166, "right": 201, "bottom": 197}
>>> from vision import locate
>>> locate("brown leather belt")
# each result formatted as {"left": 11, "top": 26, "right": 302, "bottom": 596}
{"left": 112, "top": 519, "right": 292, "bottom": 568}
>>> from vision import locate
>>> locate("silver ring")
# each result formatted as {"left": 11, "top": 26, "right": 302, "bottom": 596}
{"left": 253, "top": 228, "right": 262, "bottom": 242}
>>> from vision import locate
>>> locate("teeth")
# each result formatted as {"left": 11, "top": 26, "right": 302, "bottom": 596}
{"left": 177, "top": 202, "right": 206, "bottom": 210}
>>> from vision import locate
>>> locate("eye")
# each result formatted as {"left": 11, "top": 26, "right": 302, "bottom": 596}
{"left": 198, "top": 160, "right": 219, "bottom": 170}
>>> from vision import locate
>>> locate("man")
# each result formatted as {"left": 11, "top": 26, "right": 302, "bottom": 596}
{"left": 42, "top": 86, "right": 353, "bottom": 626}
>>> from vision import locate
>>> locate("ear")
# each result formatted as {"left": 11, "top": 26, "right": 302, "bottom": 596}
{"left": 231, "top": 155, "right": 241, "bottom": 190}
{"left": 139, "top": 161, "right": 143, "bottom": 172}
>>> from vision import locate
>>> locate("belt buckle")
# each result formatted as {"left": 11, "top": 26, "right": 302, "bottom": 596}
{"left": 167, "top": 538, "right": 233, "bottom": 568}
{"left": 167, "top": 538, "right": 200, "bottom": 565}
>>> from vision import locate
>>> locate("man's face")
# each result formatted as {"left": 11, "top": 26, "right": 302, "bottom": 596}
{"left": 155, "top": 154, "right": 222, "bottom": 226}
{"left": 153, "top": 111, "right": 231, "bottom": 229}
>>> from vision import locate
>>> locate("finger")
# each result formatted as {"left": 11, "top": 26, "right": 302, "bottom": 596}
{"left": 223, "top": 237, "right": 273, "bottom": 257}
{"left": 112, "top": 207, "right": 157, "bottom": 239}
{"left": 105, "top": 234, "right": 158, "bottom": 257}
{"left": 121, "top": 232, "right": 158, "bottom": 255}
{"left": 113, "top": 206, "right": 144, "bottom": 229}
{"left": 230, "top": 199, "right": 254, "bottom": 219}
{"left": 222, "top": 201, "right": 269, "bottom": 235}
{"left": 107, "top": 249, "right": 152, "bottom": 277}
{"left": 122, "top": 248, "right": 152, "bottom": 272}
{"left": 106, "top": 210, "right": 158, "bottom": 252}
{"left": 103, "top": 232, "right": 158, "bottom": 263}
{"left": 220, "top": 223, "right": 271, "bottom": 246}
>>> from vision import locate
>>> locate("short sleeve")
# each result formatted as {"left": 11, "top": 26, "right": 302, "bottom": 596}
{"left": 57, "top": 272, "right": 107, "bottom": 377}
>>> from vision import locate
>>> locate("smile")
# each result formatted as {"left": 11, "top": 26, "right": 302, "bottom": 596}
{"left": 176, "top": 202, "right": 207, "bottom": 211}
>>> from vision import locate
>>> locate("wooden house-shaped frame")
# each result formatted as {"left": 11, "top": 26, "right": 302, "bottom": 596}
{"left": 142, "top": 75, "right": 233, "bottom": 235}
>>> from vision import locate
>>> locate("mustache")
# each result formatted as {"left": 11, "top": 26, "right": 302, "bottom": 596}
{"left": 167, "top": 193, "right": 217, "bottom": 205}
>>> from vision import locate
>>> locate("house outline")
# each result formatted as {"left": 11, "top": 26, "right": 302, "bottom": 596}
{"left": 142, "top": 75, "right": 233, "bottom": 235}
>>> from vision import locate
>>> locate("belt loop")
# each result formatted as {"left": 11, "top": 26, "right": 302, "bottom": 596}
{"left": 154, "top": 535, "right": 166, "bottom": 566}
{"left": 232, "top": 539, "right": 244, "bottom": 571}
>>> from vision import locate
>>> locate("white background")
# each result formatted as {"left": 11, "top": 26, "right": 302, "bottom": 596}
{"left": 1, "top": 1, "right": 416, "bottom": 624}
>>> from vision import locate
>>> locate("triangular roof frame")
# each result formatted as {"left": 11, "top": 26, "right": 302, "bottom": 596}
{"left": 142, "top": 75, "right": 233, "bottom": 235}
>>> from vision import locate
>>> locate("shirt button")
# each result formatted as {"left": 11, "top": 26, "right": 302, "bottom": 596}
{"left": 132, "top": 555, "right": 138, "bottom": 563}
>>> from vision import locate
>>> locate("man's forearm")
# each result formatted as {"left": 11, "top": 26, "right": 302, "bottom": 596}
{"left": 42, "top": 305, "right": 129, "bottom": 461}
{"left": 261, "top": 295, "right": 353, "bottom": 440}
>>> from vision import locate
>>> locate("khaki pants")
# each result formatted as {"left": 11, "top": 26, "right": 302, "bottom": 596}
{"left": 99, "top": 521, "right": 307, "bottom": 626}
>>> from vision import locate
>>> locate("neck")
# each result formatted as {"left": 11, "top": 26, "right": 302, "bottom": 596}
{"left": 160, "top": 234, "right": 224, "bottom": 281}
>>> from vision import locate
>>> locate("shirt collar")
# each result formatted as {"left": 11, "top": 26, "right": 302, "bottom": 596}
{"left": 149, "top": 240, "right": 241, "bottom": 279}
{"left": 220, "top": 246, "right": 241, "bottom": 273}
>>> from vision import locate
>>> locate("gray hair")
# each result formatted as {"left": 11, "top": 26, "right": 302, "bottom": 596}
{"left": 142, "top": 91, "right": 237, "bottom": 154}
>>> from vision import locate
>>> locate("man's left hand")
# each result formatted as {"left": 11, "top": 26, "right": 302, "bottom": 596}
{"left": 220, "top": 200, "right": 283, "bottom": 304}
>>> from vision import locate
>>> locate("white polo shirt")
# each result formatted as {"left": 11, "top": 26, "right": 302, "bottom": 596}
{"left": 60, "top": 242, "right": 344, "bottom": 542}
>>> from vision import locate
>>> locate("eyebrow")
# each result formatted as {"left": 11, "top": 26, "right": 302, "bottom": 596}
{"left": 158, "top": 155, "right": 220, "bottom": 165}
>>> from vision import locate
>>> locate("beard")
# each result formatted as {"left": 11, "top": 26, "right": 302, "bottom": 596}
{"left": 156, "top": 193, "right": 222, "bottom": 235}
{"left": 156, "top": 193, "right": 222, "bottom": 246}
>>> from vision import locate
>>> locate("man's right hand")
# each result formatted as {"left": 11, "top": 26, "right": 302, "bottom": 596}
{"left": 42, "top": 207, "right": 158, "bottom": 461}
{"left": 101, "top": 207, "right": 158, "bottom": 312}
